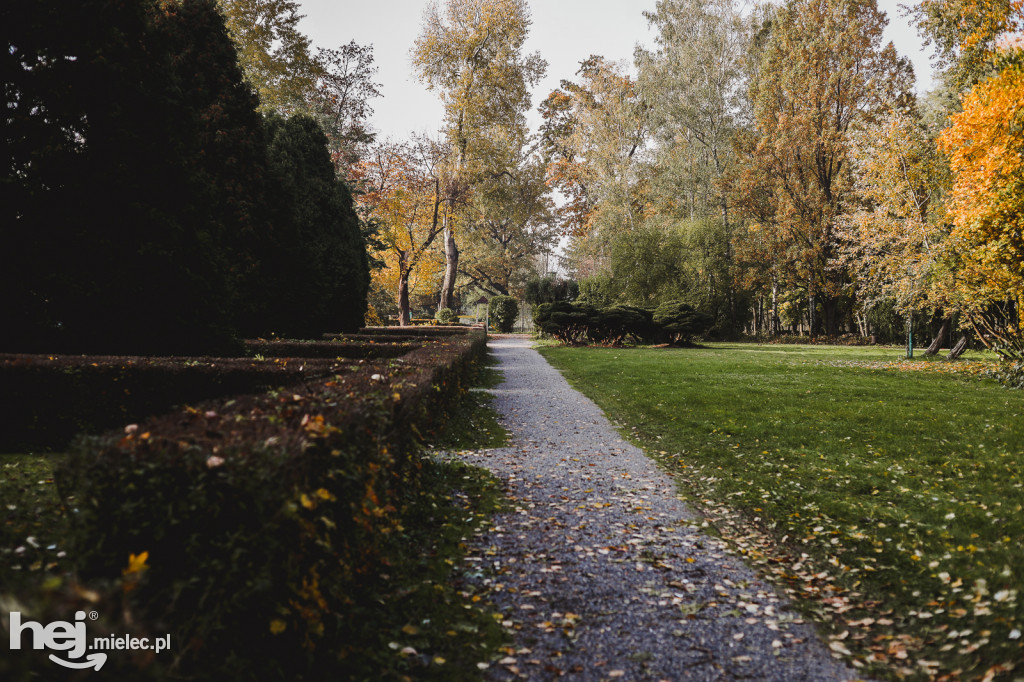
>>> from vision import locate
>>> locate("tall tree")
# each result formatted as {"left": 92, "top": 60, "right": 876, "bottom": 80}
{"left": 938, "top": 45, "right": 1024, "bottom": 359}
{"left": 636, "top": 0, "right": 747, "bottom": 227}
{"left": 215, "top": 0, "right": 320, "bottom": 113}
{"left": 360, "top": 138, "right": 453, "bottom": 325}
{"left": 839, "top": 109, "right": 952, "bottom": 337}
{"left": 730, "top": 0, "right": 913, "bottom": 335}
{"left": 541, "top": 56, "right": 649, "bottom": 274}
{"left": 250, "top": 115, "right": 369, "bottom": 337}
{"left": 412, "top": 0, "right": 546, "bottom": 310}
{"left": 2, "top": 0, "right": 270, "bottom": 354}
{"left": 459, "top": 143, "right": 559, "bottom": 297}
{"left": 309, "top": 41, "right": 382, "bottom": 179}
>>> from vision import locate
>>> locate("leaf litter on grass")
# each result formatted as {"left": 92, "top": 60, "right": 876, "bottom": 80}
{"left": 543, "top": 343, "right": 1024, "bottom": 681}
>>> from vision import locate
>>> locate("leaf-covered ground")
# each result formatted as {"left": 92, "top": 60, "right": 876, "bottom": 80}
{"left": 457, "top": 337, "right": 862, "bottom": 681}
{"left": 1, "top": 452, "right": 68, "bottom": 590}
{"left": 541, "top": 342, "right": 1023, "bottom": 681}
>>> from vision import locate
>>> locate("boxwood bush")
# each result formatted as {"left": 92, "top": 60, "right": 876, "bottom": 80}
{"left": 487, "top": 295, "right": 519, "bottom": 333}
{"left": 434, "top": 307, "right": 459, "bottom": 325}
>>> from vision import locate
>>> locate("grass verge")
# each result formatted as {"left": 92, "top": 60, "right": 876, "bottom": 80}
{"left": 540, "top": 342, "right": 1022, "bottom": 681}
{"left": 347, "top": 353, "right": 510, "bottom": 679}
{"left": 1, "top": 452, "right": 68, "bottom": 591}
{"left": 427, "top": 355, "right": 508, "bottom": 452}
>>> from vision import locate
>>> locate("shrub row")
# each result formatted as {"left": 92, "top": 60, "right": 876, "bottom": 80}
{"left": 534, "top": 300, "right": 713, "bottom": 346}
{"left": 0, "top": 354, "right": 355, "bottom": 451}
{"left": 336, "top": 326, "right": 473, "bottom": 338}
{"left": 244, "top": 339, "right": 418, "bottom": 360}
{"left": 50, "top": 330, "right": 487, "bottom": 680}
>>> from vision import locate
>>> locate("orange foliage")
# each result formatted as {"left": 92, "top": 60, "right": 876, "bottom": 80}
{"left": 938, "top": 50, "right": 1024, "bottom": 351}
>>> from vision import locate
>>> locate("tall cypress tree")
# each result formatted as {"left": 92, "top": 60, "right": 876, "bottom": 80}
{"left": 255, "top": 115, "right": 369, "bottom": 337}
{"left": 2, "top": 0, "right": 269, "bottom": 354}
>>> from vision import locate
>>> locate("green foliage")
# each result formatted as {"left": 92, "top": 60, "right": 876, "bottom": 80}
{"left": 987, "top": 360, "right": 1024, "bottom": 389}
{"left": 593, "top": 306, "right": 659, "bottom": 345}
{"left": 487, "top": 295, "right": 519, "bottom": 332}
{"left": 523, "top": 274, "right": 579, "bottom": 304}
{"left": 435, "top": 307, "right": 460, "bottom": 325}
{"left": 250, "top": 114, "right": 369, "bottom": 337}
{"left": 652, "top": 300, "right": 714, "bottom": 345}
{"left": 534, "top": 301, "right": 670, "bottom": 346}
{"left": 2, "top": 0, "right": 371, "bottom": 355}
{"left": 215, "top": 0, "right": 320, "bottom": 114}
{"left": 533, "top": 301, "right": 596, "bottom": 345}
{"left": 2, "top": 0, "right": 265, "bottom": 355}
{"left": 575, "top": 222, "right": 739, "bottom": 336}
{"left": 542, "top": 343, "right": 1021, "bottom": 679}
{"left": 576, "top": 274, "right": 616, "bottom": 306}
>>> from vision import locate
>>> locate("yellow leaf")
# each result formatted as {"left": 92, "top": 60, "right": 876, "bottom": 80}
{"left": 270, "top": 619, "right": 287, "bottom": 635}
{"left": 300, "top": 493, "right": 315, "bottom": 510}
{"left": 123, "top": 551, "right": 149, "bottom": 576}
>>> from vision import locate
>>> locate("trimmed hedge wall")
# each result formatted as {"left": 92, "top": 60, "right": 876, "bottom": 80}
{"left": 51, "top": 330, "right": 486, "bottom": 680}
{"left": 244, "top": 339, "right": 418, "bottom": 360}
{"left": 0, "top": 354, "right": 354, "bottom": 451}
{"left": 350, "top": 326, "right": 471, "bottom": 337}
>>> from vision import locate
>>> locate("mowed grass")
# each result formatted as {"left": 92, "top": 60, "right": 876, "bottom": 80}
{"left": 540, "top": 343, "right": 1023, "bottom": 680}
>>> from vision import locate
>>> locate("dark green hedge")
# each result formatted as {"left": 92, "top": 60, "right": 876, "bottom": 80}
{"left": 534, "top": 300, "right": 713, "bottom": 346}
{"left": 244, "top": 339, "right": 418, "bottom": 360}
{"left": 51, "top": 330, "right": 486, "bottom": 680}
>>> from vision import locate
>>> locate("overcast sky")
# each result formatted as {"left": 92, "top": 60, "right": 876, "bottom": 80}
{"left": 297, "top": 0, "right": 936, "bottom": 142}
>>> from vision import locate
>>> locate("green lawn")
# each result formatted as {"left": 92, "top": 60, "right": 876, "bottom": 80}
{"left": 540, "top": 342, "right": 1022, "bottom": 681}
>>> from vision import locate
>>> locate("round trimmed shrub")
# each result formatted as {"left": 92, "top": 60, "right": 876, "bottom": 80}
{"left": 488, "top": 295, "right": 519, "bottom": 332}
{"left": 652, "top": 300, "right": 713, "bottom": 345}
{"left": 434, "top": 307, "right": 459, "bottom": 325}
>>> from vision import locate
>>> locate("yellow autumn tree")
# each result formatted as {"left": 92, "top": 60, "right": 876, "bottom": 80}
{"left": 939, "top": 46, "right": 1024, "bottom": 358}
{"left": 412, "top": 0, "right": 546, "bottom": 310}
{"left": 360, "top": 138, "right": 451, "bottom": 325}
{"left": 840, "top": 110, "right": 954, "bottom": 350}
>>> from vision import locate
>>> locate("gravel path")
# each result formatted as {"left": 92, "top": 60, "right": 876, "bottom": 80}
{"left": 456, "top": 336, "right": 866, "bottom": 681}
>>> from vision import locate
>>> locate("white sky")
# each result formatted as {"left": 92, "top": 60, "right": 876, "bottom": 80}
{"left": 297, "top": 0, "right": 936, "bottom": 142}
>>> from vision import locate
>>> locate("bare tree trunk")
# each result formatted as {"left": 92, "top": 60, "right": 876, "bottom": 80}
{"left": 925, "top": 316, "right": 951, "bottom": 356}
{"left": 947, "top": 334, "right": 968, "bottom": 360}
{"left": 771, "top": 281, "right": 780, "bottom": 336}
{"left": 398, "top": 251, "right": 411, "bottom": 326}
{"left": 439, "top": 226, "right": 459, "bottom": 310}
{"left": 808, "top": 291, "right": 816, "bottom": 338}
